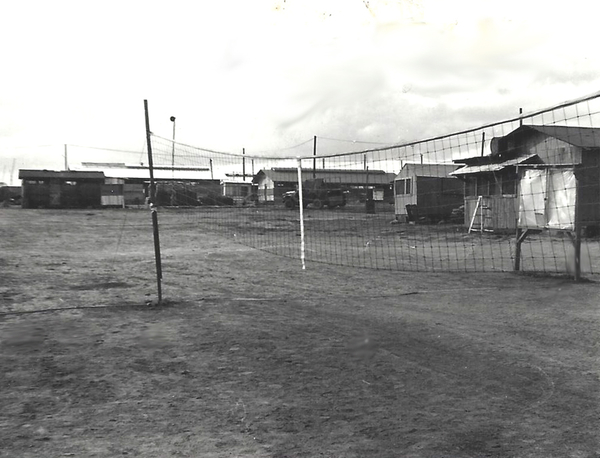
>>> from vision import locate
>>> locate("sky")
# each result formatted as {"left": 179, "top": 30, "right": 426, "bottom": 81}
{"left": 2, "top": 0, "right": 600, "bottom": 185}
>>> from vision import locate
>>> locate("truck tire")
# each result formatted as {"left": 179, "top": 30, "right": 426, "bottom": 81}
{"left": 284, "top": 199, "right": 296, "bottom": 209}
{"left": 312, "top": 199, "right": 323, "bottom": 209}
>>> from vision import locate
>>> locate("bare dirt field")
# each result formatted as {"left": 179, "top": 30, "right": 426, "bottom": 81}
{"left": 166, "top": 206, "right": 600, "bottom": 274}
{"left": 1, "top": 208, "right": 599, "bottom": 457}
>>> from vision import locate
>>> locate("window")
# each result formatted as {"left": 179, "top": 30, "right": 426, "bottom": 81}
{"left": 395, "top": 178, "right": 412, "bottom": 195}
{"left": 502, "top": 177, "right": 516, "bottom": 195}
{"left": 465, "top": 179, "right": 476, "bottom": 197}
{"left": 476, "top": 176, "right": 489, "bottom": 196}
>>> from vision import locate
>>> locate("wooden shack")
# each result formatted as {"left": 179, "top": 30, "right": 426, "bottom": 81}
{"left": 394, "top": 163, "right": 463, "bottom": 221}
{"left": 19, "top": 170, "right": 104, "bottom": 209}
{"left": 451, "top": 125, "right": 600, "bottom": 231}
{"left": 221, "top": 180, "right": 258, "bottom": 204}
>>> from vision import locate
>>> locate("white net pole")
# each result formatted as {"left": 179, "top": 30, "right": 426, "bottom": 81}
{"left": 297, "top": 158, "right": 306, "bottom": 270}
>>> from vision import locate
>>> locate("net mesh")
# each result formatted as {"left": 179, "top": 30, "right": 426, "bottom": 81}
{"left": 148, "top": 91, "right": 600, "bottom": 276}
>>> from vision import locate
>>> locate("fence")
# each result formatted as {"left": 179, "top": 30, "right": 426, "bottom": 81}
{"left": 145, "top": 91, "right": 600, "bottom": 281}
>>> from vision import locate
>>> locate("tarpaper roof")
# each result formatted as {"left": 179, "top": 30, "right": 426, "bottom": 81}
{"left": 517, "top": 125, "right": 600, "bottom": 149}
{"left": 450, "top": 154, "right": 540, "bottom": 176}
{"left": 395, "top": 163, "right": 459, "bottom": 179}
{"left": 19, "top": 169, "right": 105, "bottom": 180}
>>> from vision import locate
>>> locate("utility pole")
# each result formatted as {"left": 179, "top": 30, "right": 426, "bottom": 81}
{"left": 64, "top": 145, "right": 68, "bottom": 170}
{"left": 313, "top": 136, "right": 317, "bottom": 179}
{"left": 242, "top": 148, "right": 246, "bottom": 180}
{"left": 519, "top": 108, "right": 523, "bottom": 126}
{"left": 9, "top": 159, "right": 16, "bottom": 185}
{"left": 170, "top": 116, "right": 176, "bottom": 176}
{"left": 481, "top": 132, "right": 486, "bottom": 157}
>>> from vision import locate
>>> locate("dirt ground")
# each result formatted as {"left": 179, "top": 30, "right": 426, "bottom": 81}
{"left": 1, "top": 208, "right": 599, "bottom": 457}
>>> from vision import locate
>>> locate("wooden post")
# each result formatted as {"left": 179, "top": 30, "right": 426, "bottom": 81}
{"left": 242, "top": 148, "right": 246, "bottom": 181}
{"left": 144, "top": 100, "right": 163, "bottom": 304}
{"left": 574, "top": 224, "right": 582, "bottom": 281}
{"left": 170, "top": 116, "right": 176, "bottom": 176}
{"left": 573, "top": 174, "right": 581, "bottom": 281}
{"left": 514, "top": 227, "right": 522, "bottom": 271}
{"left": 480, "top": 132, "right": 485, "bottom": 157}
{"left": 313, "top": 136, "right": 317, "bottom": 179}
{"left": 297, "top": 158, "right": 306, "bottom": 270}
{"left": 519, "top": 108, "right": 523, "bottom": 126}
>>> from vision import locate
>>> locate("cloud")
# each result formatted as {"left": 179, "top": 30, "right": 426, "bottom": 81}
{"left": 2, "top": 0, "right": 600, "bottom": 183}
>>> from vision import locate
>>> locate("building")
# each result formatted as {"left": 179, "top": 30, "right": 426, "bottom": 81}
{"left": 451, "top": 125, "right": 600, "bottom": 231}
{"left": 19, "top": 170, "right": 105, "bottom": 208}
{"left": 77, "top": 163, "right": 221, "bottom": 207}
{"left": 221, "top": 180, "right": 258, "bottom": 205}
{"left": 394, "top": 163, "right": 463, "bottom": 221}
{"left": 252, "top": 168, "right": 396, "bottom": 203}
{"left": 0, "top": 185, "right": 21, "bottom": 205}
{"left": 19, "top": 164, "right": 222, "bottom": 208}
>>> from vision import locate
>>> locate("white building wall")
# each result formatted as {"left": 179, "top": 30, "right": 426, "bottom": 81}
{"left": 394, "top": 166, "right": 417, "bottom": 216}
{"left": 256, "top": 176, "right": 275, "bottom": 202}
{"left": 101, "top": 195, "right": 125, "bottom": 207}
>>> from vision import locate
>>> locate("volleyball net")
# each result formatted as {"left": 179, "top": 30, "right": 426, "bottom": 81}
{"left": 147, "top": 91, "right": 600, "bottom": 277}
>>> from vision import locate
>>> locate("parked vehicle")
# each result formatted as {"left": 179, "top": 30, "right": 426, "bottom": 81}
{"left": 282, "top": 179, "right": 346, "bottom": 209}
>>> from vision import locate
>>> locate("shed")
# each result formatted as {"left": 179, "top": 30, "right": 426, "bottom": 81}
{"left": 451, "top": 124, "right": 600, "bottom": 231}
{"left": 19, "top": 170, "right": 104, "bottom": 209}
{"left": 394, "top": 163, "right": 463, "bottom": 221}
{"left": 221, "top": 180, "right": 258, "bottom": 204}
{"left": 0, "top": 185, "right": 22, "bottom": 205}
{"left": 252, "top": 168, "right": 396, "bottom": 203}
{"left": 76, "top": 163, "right": 220, "bottom": 207}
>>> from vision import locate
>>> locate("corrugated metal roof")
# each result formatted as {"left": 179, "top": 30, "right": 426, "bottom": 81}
{"left": 521, "top": 125, "right": 600, "bottom": 149}
{"left": 395, "top": 163, "right": 458, "bottom": 179}
{"left": 450, "top": 154, "right": 540, "bottom": 176}
{"left": 253, "top": 168, "right": 395, "bottom": 185}
{"left": 19, "top": 169, "right": 105, "bottom": 180}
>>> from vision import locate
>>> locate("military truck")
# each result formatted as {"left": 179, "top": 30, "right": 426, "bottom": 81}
{"left": 282, "top": 179, "right": 346, "bottom": 209}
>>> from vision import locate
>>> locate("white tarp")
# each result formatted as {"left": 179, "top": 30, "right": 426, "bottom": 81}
{"left": 546, "top": 170, "right": 576, "bottom": 230}
{"left": 518, "top": 169, "right": 576, "bottom": 230}
{"left": 518, "top": 169, "right": 547, "bottom": 228}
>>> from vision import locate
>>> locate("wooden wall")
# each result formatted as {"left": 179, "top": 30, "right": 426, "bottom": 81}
{"left": 464, "top": 195, "right": 517, "bottom": 231}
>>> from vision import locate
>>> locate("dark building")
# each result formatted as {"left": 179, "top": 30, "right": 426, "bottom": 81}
{"left": 19, "top": 170, "right": 104, "bottom": 209}
{"left": 0, "top": 185, "right": 21, "bottom": 205}
{"left": 394, "top": 163, "right": 463, "bottom": 221}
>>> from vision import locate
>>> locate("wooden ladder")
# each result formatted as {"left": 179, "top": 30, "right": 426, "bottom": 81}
{"left": 468, "top": 196, "right": 493, "bottom": 233}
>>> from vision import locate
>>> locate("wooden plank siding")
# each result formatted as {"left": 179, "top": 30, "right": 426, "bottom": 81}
{"left": 464, "top": 195, "right": 517, "bottom": 231}
{"left": 577, "top": 150, "right": 600, "bottom": 224}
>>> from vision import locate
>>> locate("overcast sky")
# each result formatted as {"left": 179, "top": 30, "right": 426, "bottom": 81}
{"left": 1, "top": 0, "right": 600, "bottom": 184}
